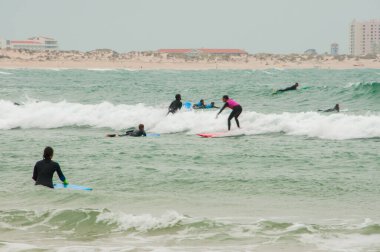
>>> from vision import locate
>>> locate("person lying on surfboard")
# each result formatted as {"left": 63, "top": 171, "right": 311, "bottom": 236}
{"left": 205, "top": 102, "right": 219, "bottom": 109}
{"left": 32, "top": 146, "right": 68, "bottom": 189}
{"left": 216, "top": 95, "right": 243, "bottom": 131}
{"left": 275, "top": 82, "right": 299, "bottom": 93}
{"left": 193, "top": 99, "right": 206, "bottom": 109}
{"left": 318, "top": 104, "right": 340, "bottom": 113}
{"left": 107, "top": 124, "right": 146, "bottom": 137}
{"left": 167, "top": 94, "right": 182, "bottom": 115}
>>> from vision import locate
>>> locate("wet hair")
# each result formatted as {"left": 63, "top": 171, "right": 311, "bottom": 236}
{"left": 223, "top": 95, "right": 229, "bottom": 100}
{"left": 43, "top": 146, "right": 54, "bottom": 160}
{"left": 139, "top": 124, "right": 144, "bottom": 130}
{"left": 295, "top": 82, "right": 299, "bottom": 86}
{"left": 175, "top": 94, "right": 181, "bottom": 100}
{"left": 211, "top": 102, "right": 215, "bottom": 105}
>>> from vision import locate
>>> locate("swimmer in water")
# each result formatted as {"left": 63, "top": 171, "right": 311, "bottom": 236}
{"left": 32, "top": 146, "right": 68, "bottom": 189}
{"left": 167, "top": 94, "right": 182, "bottom": 115}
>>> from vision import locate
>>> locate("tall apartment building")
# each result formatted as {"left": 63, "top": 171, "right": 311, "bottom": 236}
{"left": 350, "top": 19, "right": 380, "bottom": 56}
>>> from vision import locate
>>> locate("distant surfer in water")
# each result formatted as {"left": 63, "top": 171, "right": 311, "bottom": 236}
{"left": 319, "top": 104, "right": 340, "bottom": 113}
{"left": 276, "top": 82, "right": 299, "bottom": 93}
{"left": 125, "top": 124, "right": 146, "bottom": 137}
{"left": 167, "top": 94, "right": 182, "bottom": 114}
{"left": 205, "top": 102, "right": 219, "bottom": 109}
{"left": 107, "top": 124, "right": 146, "bottom": 137}
{"left": 193, "top": 99, "right": 206, "bottom": 109}
{"left": 216, "top": 95, "right": 242, "bottom": 130}
{"left": 32, "top": 146, "right": 68, "bottom": 189}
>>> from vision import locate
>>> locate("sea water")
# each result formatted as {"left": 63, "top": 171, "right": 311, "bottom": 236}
{"left": 0, "top": 68, "right": 379, "bottom": 251}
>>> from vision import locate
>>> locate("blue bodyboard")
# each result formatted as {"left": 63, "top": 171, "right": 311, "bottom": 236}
{"left": 146, "top": 133, "right": 160, "bottom": 137}
{"left": 54, "top": 183, "right": 92, "bottom": 191}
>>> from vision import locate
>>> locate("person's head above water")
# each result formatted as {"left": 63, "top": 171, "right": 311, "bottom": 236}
{"left": 295, "top": 83, "right": 299, "bottom": 87}
{"left": 222, "top": 95, "right": 229, "bottom": 102}
{"left": 335, "top": 104, "right": 340, "bottom": 110}
{"left": 175, "top": 94, "right": 181, "bottom": 100}
{"left": 138, "top": 124, "right": 144, "bottom": 131}
{"left": 200, "top": 99, "right": 204, "bottom": 104}
{"left": 43, "top": 146, "right": 54, "bottom": 160}
{"left": 211, "top": 102, "right": 215, "bottom": 106}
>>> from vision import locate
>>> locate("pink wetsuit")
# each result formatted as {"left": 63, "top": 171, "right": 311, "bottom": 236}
{"left": 226, "top": 99, "right": 240, "bottom": 109}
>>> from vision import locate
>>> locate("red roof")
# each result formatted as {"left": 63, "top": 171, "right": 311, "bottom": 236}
{"left": 199, "top": 49, "right": 247, "bottom": 54}
{"left": 158, "top": 49, "right": 193, "bottom": 54}
{"left": 11, "top": 40, "right": 42, "bottom": 44}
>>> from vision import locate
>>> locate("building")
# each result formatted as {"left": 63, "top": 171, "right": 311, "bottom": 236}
{"left": 304, "top": 49, "right": 317, "bottom": 55}
{"left": 350, "top": 19, "right": 380, "bottom": 56}
{"left": 1, "top": 36, "right": 58, "bottom": 50}
{"left": 0, "top": 38, "right": 6, "bottom": 49}
{"left": 331, "top": 43, "right": 339, "bottom": 55}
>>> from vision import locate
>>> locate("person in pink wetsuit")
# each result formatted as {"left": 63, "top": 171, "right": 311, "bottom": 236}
{"left": 216, "top": 95, "right": 243, "bottom": 130}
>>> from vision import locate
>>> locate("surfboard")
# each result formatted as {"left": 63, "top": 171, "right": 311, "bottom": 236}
{"left": 54, "top": 183, "right": 92, "bottom": 191}
{"left": 106, "top": 133, "right": 160, "bottom": 137}
{"left": 197, "top": 132, "right": 244, "bottom": 138}
{"left": 183, "top": 101, "right": 193, "bottom": 111}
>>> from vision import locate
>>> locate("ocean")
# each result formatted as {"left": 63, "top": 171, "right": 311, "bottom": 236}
{"left": 0, "top": 68, "right": 379, "bottom": 251}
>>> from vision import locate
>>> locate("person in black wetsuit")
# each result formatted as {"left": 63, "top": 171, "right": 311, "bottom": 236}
{"left": 32, "top": 146, "right": 67, "bottom": 189}
{"left": 276, "top": 82, "right": 299, "bottom": 93}
{"left": 125, "top": 124, "right": 147, "bottom": 137}
{"left": 319, "top": 104, "right": 340, "bottom": 113}
{"left": 167, "top": 94, "right": 182, "bottom": 114}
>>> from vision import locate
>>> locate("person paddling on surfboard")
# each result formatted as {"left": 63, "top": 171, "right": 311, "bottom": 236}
{"left": 216, "top": 95, "right": 243, "bottom": 131}
{"left": 107, "top": 124, "right": 147, "bottom": 137}
{"left": 205, "top": 102, "right": 219, "bottom": 109}
{"left": 32, "top": 146, "right": 68, "bottom": 189}
{"left": 167, "top": 94, "right": 182, "bottom": 115}
{"left": 275, "top": 82, "right": 299, "bottom": 93}
{"left": 318, "top": 104, "right": 340, "bottom": 113}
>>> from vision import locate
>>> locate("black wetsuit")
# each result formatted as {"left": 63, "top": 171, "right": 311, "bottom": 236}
{"left": 32, "top": 159, "right": 66, "bottom": 188}
{"left": 168, "top": 100, "right": 182, "bottom": 114}
{"left": 319, "top": 107, "right": 339, "bottom": 113}
{"left": 277, "top": 84, "right": 298, "bottom": 93}
{"left": 126, "top": 129, "right": 146, "bottom": 137}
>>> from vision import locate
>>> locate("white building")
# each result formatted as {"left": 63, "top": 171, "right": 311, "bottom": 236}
{"left": 350, "top": 19, "right": 380, "bottom": 56}
{"left": 0, "top": 38, "right": 7, "bottom": 49}
{"left": 6, "top": 36, "right": 58, "bottom": 50}
{"left": 331, "top": 43, "right": 339, "bottom": 55}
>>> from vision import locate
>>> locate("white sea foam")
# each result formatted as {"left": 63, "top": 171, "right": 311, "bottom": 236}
{"left": 1, "top": 99, "right": 379, "bottom": 140}
{"left": 96, "top": 210, "right": 186, "bottom": 232}
{"left": 0, "top": 70, "right": 12, "bottom": 75}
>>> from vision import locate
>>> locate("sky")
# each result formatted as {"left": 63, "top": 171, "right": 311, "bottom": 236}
{"left": 0, "top": 0, "right": 379, "bottom": 54}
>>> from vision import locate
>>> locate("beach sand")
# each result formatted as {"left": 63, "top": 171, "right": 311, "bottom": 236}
{"left": 1, "top": 49, "right": 379, "bottom": 70}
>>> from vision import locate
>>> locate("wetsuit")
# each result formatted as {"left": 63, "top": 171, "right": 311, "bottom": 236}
{"left": 168, "top": 99, "right": 182, "bottom": 114}
{"left": 126, "top": 129, "right": 146, "bottom": 137}
{"left": 319, "top": 107, "right": 339, "bottom": 113}
{"left": 277, "top": 84, "right": 298, "bottom": 93}
{"left": 218, "top": 99, "right": 242, "bottom": 130}
{"left": 32, "top": 159, "right": 66, "bottom": 188}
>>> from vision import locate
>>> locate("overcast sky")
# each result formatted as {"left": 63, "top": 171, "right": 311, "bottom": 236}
{"left": 0, "top": 0, "right": 379, "bottom": 53}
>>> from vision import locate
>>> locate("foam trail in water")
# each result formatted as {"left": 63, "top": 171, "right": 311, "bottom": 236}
{"left": 0, "top": 99, "right": 379, "bottom": 140}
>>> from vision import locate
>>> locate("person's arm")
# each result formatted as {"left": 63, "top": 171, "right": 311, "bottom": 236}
{"left": 178, "top": 101, "right": 182, "bottom": 110}
{"left": 56, "top": 163, "right": 68, "bottom": 184}
{"left": 142, "top": 131, "right": 146, "bottom": 137}
{"left": 216, "top": 103, "right": 228, "bottom": 117}
{"left": 32, "top": 163, "right": 38, "bottom": 181}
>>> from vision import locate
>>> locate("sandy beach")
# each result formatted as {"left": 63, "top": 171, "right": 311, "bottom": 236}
{"left": 1, "top": 49, "right": 379, "bottom": 70}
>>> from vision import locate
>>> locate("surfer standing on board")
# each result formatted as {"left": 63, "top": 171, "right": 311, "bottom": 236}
{"left": 32, "top": 146, "right": 68, "bottom": 189}
{"left": 216, "top": 95, "right": 243, "bottom": 131}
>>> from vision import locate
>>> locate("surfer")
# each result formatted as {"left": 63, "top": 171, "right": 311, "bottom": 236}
{"left": 193, "top": 99, "right": 206, "bottom": 109}
{"left": 276, "top": 82, "right": 299, "bottom": 93}
{"left": 167, "top": 94, "right": 182, "bottom": 114}
{"left": 32, "top": 146, "right": 68, "bottom": 189}
{"left": 216, "top": 95, "right": 242, "bottom": 130}
{"left": 125, "top": 124, "right": 147, "bottom": 137}
{"left": 319, "top": 104, "right": 340, "bottom": 113}
{"left": 205, "top": 102, "right": 219, "bottom": 109}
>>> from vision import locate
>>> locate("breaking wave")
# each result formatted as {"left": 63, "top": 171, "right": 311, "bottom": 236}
{"left": 0, "top": 99, "right": 379, "bottom": 140}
